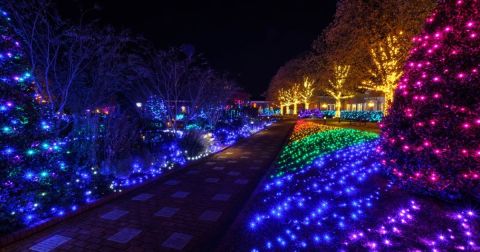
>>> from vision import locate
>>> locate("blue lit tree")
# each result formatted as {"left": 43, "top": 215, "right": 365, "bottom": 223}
{"left": 0, "top": 9, "right": 106, "bottom": 234}
{"left": 145, "top": 96, "right": 167, "bottom": 121}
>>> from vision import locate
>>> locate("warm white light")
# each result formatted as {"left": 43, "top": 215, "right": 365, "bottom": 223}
{"left": 326, "top": 64, "right": 354, "bottom": 118}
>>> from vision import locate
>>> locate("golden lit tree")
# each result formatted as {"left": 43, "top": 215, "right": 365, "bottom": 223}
{"left": 300, "top": 77, "right": 315, "bottom": 110}
{"left": 361, "top": 34, "right": 403, "bottom": 114}
{"left": 277, "top": 84, "right": 302, "bottom": 115}
{"left": 319, "top": 0, "right": 436, "bottom": 68}
{"left": 277, "top": 88, "right": 288, "bottom": 115}
{"left": 278, "top": 88, "right": 294, "bottom": 115}
{"left": 325, "top": 64, "right": 355, "bottom": 118}
{"left": 267, "top": 57, "right": 308, "bottom": 113}
{"left": 271, "top": 0, "right": 436, "bottom": 118}
{"left": 313, "top": 0, "right": 436, "bottom": 115}
{"left": 289, "top": 84, "right": 301, "bottom": 115}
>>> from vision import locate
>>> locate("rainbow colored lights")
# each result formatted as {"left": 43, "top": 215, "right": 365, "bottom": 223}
{"left": 274, "top": 120, "right": 377, "bottom": 177}
{"left": 240, "top": 120, "right": 479, "bottom": 251}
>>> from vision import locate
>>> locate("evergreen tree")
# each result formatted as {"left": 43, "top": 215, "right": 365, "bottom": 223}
{"left": 0, "top": 9, "right": 108, "bottom": 234}
{"left": 381, "top": 0, "right": 480, "bottom": 199}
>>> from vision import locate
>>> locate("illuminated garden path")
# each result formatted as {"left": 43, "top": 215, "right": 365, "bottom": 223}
{"left": 218, "top": 120, "right": 480, "bottom": 251}
{"left": 4, "top": 121, "right": 294, "bottom": 252}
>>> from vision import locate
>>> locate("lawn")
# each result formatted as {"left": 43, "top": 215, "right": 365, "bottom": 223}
{"left": 228, "top": 120, "right": 479, "bottom": 251}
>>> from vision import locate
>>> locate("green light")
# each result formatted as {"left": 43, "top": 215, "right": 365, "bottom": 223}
{"left": 273, "top": 126, "right": 378, "bottom": 178}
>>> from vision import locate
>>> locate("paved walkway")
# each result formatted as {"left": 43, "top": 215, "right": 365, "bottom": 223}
{"left": 3, "top": 121, "right": 294, "bottom": 252}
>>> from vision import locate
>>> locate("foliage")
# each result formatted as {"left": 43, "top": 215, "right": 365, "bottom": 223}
{"left": 145, "top": 96, "right": 167, "bottom": 121}
{"left": 322, "top": 110, "right": 336, "bottom": 118}
{"left": 4, "top": 0, "right": 133, "bottom": 115}
{"left": 258, "top": 107, "right": 280, "bottom": 116}
{"left": 300, "top": 110, "right": 382, "bottom": 121}
{"left": 179, "top": 131, "right": 208, "bottom": 158}
{"left": 0, "top": 1, "right": 273, "bottom": 236}
{"left": 0, "top": 9, "right": 109, "bottom": 235}
{"left": 360, "top": 34, "right": 404, "bottom": 114}
{"left": 298, "top": 109, "right": 323, "bottom": 119}
{"left": 317, "top": 0, "right": 436, "bottom": 83}
{"left": 341, "top": 111, "right": 383, "bottom": 122}
{"left": 267, "top": 57, "right": 308, "bottom": 102}
{"left": 267, "top": 0, "right": 436, "bottom": 117}
{"left": 381, "top": 0, "right": 480, "bottom": 199}
{"left": 325, "top": 64, "right": 355, "bottom": 117}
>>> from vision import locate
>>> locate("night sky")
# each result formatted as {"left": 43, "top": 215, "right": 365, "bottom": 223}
{"left": 60, "top": 0, "right": 338, "bottom": 99}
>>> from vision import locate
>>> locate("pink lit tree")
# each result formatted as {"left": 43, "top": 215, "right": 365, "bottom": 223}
{"left": 381, "top": 0, "right": 480, "bottom": 199}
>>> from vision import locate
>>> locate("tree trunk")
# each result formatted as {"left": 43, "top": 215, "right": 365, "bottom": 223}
{"left": 384, "top": 91, "right": 394, "bottom": 116}
{"left": 305, "top": 102, "right": 310, "bottom": 110}
{"left": 293, "top": 103, "right": 298, "bottom": 115}
{"left": 335, "top": 99, "right": 342, "bottom": 118}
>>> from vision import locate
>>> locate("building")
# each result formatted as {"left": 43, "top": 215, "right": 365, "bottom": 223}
{"left": 276, "top": 94, "right": 386, "bottom": 115}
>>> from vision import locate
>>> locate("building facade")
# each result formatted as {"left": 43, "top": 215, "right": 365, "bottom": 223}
{"left": 277, "top": 94, "right": 386, "bottom": 115}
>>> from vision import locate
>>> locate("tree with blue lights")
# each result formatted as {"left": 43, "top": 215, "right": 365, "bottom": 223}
{"left": 145, "top": 96, "right": 167, "bottom": 122}
{"left": 0, "top": 9, "right": 106, "bottom": 234}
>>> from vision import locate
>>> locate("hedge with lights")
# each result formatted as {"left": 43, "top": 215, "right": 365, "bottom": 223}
{"left": 341, "top": 111, "right": 383, "bottom": 122}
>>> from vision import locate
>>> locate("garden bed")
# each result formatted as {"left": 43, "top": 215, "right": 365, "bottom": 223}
{"left": 220, "top": 120, "right": 480, "bottom": 251}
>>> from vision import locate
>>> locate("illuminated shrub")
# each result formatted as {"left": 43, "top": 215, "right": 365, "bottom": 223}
{"left": 381, "top": 0, "right": 480, "bottom": 199}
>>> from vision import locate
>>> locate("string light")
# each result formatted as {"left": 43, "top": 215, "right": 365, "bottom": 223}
{"left": 277, "top": 76, "right": 315, "bottom": 115}
{"left": 240, "top": 121, "right": 479, "bottom": 251}
{"left": 381, "top": 0, "right": 480, "bottom": 197}
{"left": 0, "top": 8, "right": 106, "bottom": 230}
{"left": 300, "top": 77, "right": 315, "bottom": 110}
{"left": 340, "top": 111, "right": 383, "bottom": 122}
{"left": 325, "top": 65, "right": 355, "bottom": 118}
{"left": 273, "top": 120, "right": 378, "bottom": 178}
{"left": 0, "top": 7, "right": 273, "bottom": 235}
{"left": 361, "top": 34, "right": 404, "bottom": 115}
{"left": 298, "top": 109, "right": 324, "bottom": 119}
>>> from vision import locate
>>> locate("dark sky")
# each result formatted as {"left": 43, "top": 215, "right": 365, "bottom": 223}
{"left": 60, "top": 0, "right": 338, "bottom": 99}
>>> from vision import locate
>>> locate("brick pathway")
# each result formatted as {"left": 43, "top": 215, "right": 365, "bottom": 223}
{"left": 3, "top": 121, "right": 294, "bottom": 252}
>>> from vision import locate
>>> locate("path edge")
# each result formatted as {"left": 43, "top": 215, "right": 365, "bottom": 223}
{"left": 213, "top": 119, "right": 296, "bottom": 251}
{"left": 0, "top": 123, "right": 273, "bottom": 248}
